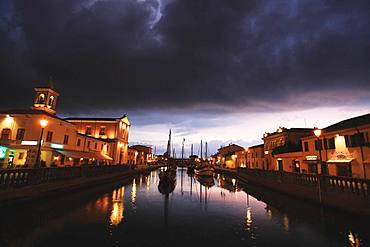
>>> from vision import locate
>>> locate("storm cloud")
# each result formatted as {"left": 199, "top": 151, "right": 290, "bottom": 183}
{"left": 0, "top": 0, "right": 369, "bottom": 114}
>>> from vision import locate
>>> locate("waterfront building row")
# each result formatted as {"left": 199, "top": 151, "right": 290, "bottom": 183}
{"left": 216, "top": 113, "right": 370, "bottom": 179}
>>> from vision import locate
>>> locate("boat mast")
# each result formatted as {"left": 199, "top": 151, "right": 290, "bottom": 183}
{"left": 200, "top": 140, "right": 203, "bottom": 160}
{"left": 205, "top": 141, "right": 208, "bottom": 160}
{"left": 181, "top": 138, "right": 185, "bottom": 162}
{"left": 191, "top": 143, "right": 193, "bottom": 156}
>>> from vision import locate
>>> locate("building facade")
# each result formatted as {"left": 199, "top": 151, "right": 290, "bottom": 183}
{"left": 129, "top": 145, "right": 153, "bottom": 165}
{"left": 0, "top": 82, "right": 129, "bottom": 168}
{"left": 263, "top": 128, "right": 312, "bottom": 171}
{"left": 300, "top": 114, "right": 370, "bottom": 179}
{"left": 246, "top": 144, "right": 266, "bottom": 169}
{"left": 215, "top": 144, "right": 245, "bottom": 168}
{"left": 65, "top": 116, "right": 130, "bottom": 164}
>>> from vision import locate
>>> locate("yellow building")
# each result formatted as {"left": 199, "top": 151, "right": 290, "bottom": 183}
{"left": 216, "top": 144, "right": 245, "bottom": 169}
{"left": 0, "top": 81, "right": 129, "bottom": 168}
{"left": 263, "top": 127, "right": 312, "bottom": 171}
{"left": 129, "top": 145, "right": 153, "bottom": 165}
{"left": 65, "top": 116, "right": 130, "bottom": 164}
{"left": 246, "top": 144, "right": 266, "bottom": 169}
{"left": 127, "top": 148, "right": 138, "bottom": 165}
{"left": 300, "top": 114, "right": 370, "bottom": 179}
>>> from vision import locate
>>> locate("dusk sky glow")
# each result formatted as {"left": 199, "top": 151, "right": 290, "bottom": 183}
{"left": 0, "top": 0, "right": 369, "bottom": 155}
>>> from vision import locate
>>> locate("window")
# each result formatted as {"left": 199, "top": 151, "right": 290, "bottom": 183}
{"left": 304, "top": 142, "right": 309, "bottom": 152}
{"left": 63, "top": 135, "right": 69, "bottom": 144}
{"left": 77, "top": 139, "right": 81, "bottom": 146}
{"left": 86, "top": 126, "right": 92, "bottom": 135}
{"left": 314, "top": 140, "right": 322, "bottom": 151}
{"left": 94, "top": 143, "right": 97, "bottom": 149}
{"left": 101, "top": 144, "right": 104, "bottom": 150}
{"left": 1, "top": 128, "right": 11, "bottom": 140}
{"left": 48, "top": 96, "right": 55, "bottom": 107}
{"left": 323, "top": 138, "right": 328, "bottom": 150}
{"left": 87, "top": 141, "right": 90, "bottom": 148}
{"left": 18, "top": 152, "right": 24, "bottom": 159}
{"left": 37, "top": 94, "right": 45, "bottom": 104}
{"left": 99, "top": 126, "right": 106, "bottom": 135}
{"left": 16, "top": 128, "right": 25, "bottom": 141}
{"left": 46, "top": 131, "right": 53, "bottom": 142}
{"left": 350, "top": 133, "right": 365, "bottom": 147}
{"left": 328, "top": 138, "right": 335, "bottom": 149}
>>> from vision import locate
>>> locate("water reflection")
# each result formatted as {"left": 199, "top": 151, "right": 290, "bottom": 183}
{"left": 0, "top": 167, "right": 369, "bottom": 247}
{"left": 348, "top": 231, "right": 361, "bottom": 247}
{"left": 110, "top": 187, "right": 125, "bottom": 226}
{"left": 131, "top": 178, "right": 137, "bottom": 209}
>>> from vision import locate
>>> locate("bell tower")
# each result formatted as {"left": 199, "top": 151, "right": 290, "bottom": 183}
{"left": 31, "top": 78, "right": 60, "bottom": 115}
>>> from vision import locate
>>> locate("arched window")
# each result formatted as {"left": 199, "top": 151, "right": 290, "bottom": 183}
{"left": 37, "top": 94, "right": 45, "bottom": 104}
{"left": 48, "top": 96, "right": 54, "bottom": 107}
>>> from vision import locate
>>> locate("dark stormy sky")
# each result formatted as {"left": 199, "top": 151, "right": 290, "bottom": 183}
{"left": 1, "top": 0, "right": 369, "bottom": 155}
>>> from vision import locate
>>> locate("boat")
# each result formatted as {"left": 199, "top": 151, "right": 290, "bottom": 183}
{"left": 194, "top": 164, "right": 214, "bottom": 177}
{"left": 196, "top": 175, "right": 215, "bottom": 188}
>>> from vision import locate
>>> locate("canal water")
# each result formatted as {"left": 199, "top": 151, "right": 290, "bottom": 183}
{"left": 0, "top": 168, "right": 369, "bottom": 247}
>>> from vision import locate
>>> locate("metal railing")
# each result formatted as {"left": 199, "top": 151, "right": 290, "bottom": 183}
{"left": 237, "top": 168, "right": 370, "bottom": 197}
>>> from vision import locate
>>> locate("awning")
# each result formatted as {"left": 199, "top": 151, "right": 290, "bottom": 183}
{"left": 327, "top": 159, "right": 353, "bottom": 164}
{"left": 56, "top": 150, "right": 113, "bottom": 161}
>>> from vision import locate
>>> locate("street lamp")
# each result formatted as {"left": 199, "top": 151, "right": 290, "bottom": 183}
{"left": 313, "top": 127, "right": 326, "bottom": 175}
{"left": 35, "top": 119, "right": 48, "bottom": 168}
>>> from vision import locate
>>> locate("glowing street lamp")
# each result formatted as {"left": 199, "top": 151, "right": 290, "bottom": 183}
{"left": 314, "top": 128, "right": 322, "bottom": 138}
{"left": 35, "top": 119, "right": 48, "bottom": 168}
{"left": 313, "top": 127, "right": 326, "bottom": 175}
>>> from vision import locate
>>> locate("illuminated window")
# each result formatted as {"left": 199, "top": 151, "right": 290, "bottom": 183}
{"left": 46, "top": 131, "right": 53, "bottom": 142}
{"left": 1, "top": 128, "right": 11, "bottom": 140}
{"left": 63, "top": 135, "right": 69, "bottom": 144}
{"left": 99, "top": 126, "right": 106, "bottom": 135}
{"left": 77, "top": 139, "right": 81, "bottom": 146}
{"left": 37, "top": 94, "right": 45, "bottom": 104}
{"left": 48, "top": 96, "right": 55, "bottom": 107}
{"left": 16, "top": 128, "right": 25, "bottom": 141}
{"left": 86, "top": 126, "right": 92, "bottom": 135}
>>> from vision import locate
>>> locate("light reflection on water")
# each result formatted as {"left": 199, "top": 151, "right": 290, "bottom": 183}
{"left": 0, "top": 168, "right": 368, "bottom": 247}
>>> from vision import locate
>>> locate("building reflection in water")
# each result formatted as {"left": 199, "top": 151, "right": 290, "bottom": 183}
{"left": 245, "top": 194, "right": 252, "bottom": 231}
{"left": 110, "top": 187, "right": 125, "bottom": 226}
{"left": 348, "top": 231, "right": 361, "bottom": 247}
{"left": 131, "top": 178, "right": 137, "bottom": 209}
{"left": 283, "top": 214, "right": 289, "bottom": 232}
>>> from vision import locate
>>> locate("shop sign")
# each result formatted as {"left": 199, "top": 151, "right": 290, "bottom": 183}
{"left": 306, "top": 155, "right": 318, "bottom": 161}
{"left": 0, "top": 146, "right": 8, "bottom": 159}
{"left": 51, "top": 143, "right": 64, "bottom": 149}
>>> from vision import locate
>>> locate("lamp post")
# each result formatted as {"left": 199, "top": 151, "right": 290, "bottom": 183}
{"left": 313, "top": 127, "right": 324, "bottom": 204}
{"left": 314, "top": 127, "right": 326, "bottom": 175}
{"left": 35, "top": 119, "right": 48, "bottom": 168}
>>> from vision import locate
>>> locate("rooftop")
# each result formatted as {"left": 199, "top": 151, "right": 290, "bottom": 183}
{"left": 65, "top": 115, "right": 127, "bottom": 122}
{"left": 323, "top": 113, "right": 370, "bottom": 133}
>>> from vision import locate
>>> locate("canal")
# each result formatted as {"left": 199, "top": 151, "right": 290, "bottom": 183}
{"left": 0, "top": 167, "right": 369, "bottom": 247}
